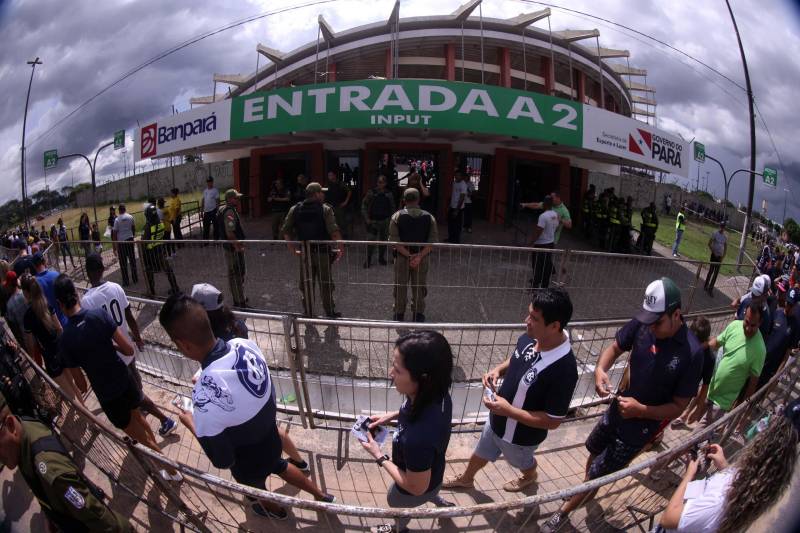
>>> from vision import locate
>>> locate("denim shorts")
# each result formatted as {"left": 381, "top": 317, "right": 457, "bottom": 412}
{"left": 474, "top": 423, "right": 538, "bottom": 471}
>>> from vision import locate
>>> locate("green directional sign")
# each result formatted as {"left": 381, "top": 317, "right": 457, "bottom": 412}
{"left": 43, "top": 149, "right": 58, "bottom": 169}
{"left": 693, "top": 141, "right": 705, "bottom": 163}
{"left": 763, "top": 166, "right": 778, "bottom": 187}
{"left": 114, "top": 129, "right": 125, "bottom": 150}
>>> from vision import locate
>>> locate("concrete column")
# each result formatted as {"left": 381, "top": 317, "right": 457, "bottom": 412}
{"left": 385, "top": 48, "right": 392, "bottom": 79}
{"left": 541, "top": 55, "right": 554, "bottom": 95}
{"left": 499, "top": 47, "right": 511, "bottom": 88}
{"left": 445, "top": 44, "right": 456, "bottom": 81}
{"left": 328, "top": 62, "right": 337, "bottom": 82}
{"left": 577, "top": 71, "right": 586, "bottom": 103}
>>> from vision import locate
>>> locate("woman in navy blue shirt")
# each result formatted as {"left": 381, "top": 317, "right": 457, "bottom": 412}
{"left": 361, "top": 331, "right": 454, "bottom": 533}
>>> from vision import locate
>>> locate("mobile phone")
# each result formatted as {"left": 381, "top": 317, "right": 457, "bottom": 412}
{"left": 351, "top": 415, "right": 389, "bottom": 445}
{"left": 171, "top": 394, "right": 194, "bottom": 414}
{"left": 484, "top": 386, "right": 496, "bottom": 402}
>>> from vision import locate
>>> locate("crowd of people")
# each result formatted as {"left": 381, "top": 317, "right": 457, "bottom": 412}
{"left": 0, "top": 259, "right": 798, "bottom": 531}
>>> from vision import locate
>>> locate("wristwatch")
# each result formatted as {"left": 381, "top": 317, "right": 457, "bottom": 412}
{"left": 376, "top": 454, "right": 390, "bottom": 467}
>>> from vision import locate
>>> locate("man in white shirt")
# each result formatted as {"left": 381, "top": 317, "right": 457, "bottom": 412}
{"left": 529, "top": 196, "right": 560, "bottom": 289}
{"left": 112, "top": 204, "right": 138, "bottom": 287}
{"left": 81, "top": 253, "right": 177, "bottom": 437}
{"left": 447, "top": 171, "right": 468, "bottom": 243}
{"left": 704, "top": 222, "right": 728, "bottom": 296}
{"left": 201, "top": 176, "right": 220, "bottom": 241}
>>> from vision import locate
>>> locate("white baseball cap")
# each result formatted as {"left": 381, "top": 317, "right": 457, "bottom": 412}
{"left": 635, "top": 277, "right": 682, "bottom": 325}
{"left": 751, "top": 274, "right": 771, "bottom": 297}
{"left": 191, "top": 283, "right": 223, "bottom": 311}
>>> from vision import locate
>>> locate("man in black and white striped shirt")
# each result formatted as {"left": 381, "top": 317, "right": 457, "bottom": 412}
{"left": 444, "top": 288, "right": 578, "bottom": 493}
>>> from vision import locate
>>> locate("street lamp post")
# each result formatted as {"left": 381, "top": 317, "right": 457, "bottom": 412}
{"left": 728, "top": 168, "right": 764, "bottom": 270}
{"left": 704, "top": 154, "right": 732, "bottom": 220}
{"left": 20, "top": 57, "right": 42, "bottom": 231}
{"left": 60, "top": 140, "right": 114, "bottom": 225}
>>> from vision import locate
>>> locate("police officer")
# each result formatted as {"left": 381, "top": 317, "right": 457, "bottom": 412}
{"left": 324, "top": 170, "right": 352, "bottom": 238}
{"left": 581, "top": 188, "right": 595, "bottom": 240}
{"left": 606, "top": 197, "right": 621, "bottom": 252}
{"left": 282, "top": 182, "right": 343, "bottom": 318}
{"left": 639, "top": 202, "right": 659, "bottom": 255}
{"left": 142, "top": 204, "right": 179, "bottom": 295}
{"left": 389, "top": 188, "right": 438, "bottom": 322}
{"left": 593, "top": 194, "right": 608, "bottom": 248}
{"left": 217, "top": 189, "right": 247, "bottom": 308}
{"left": 618, "top": 196, "right": 634, "bottom": 253}
{"left": 362, "top": 174, "right": 395, "bottom": 268}
{"left": 0, "top": 392, "right": 133, "bottom": 532}
{"left": 267, "top": 178, "right": 291, "bottom": 240}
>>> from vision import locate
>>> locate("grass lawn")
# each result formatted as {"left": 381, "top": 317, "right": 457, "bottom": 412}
{"left": 33, "top": 190, "right": 204, "bottom": 241}
{"left": 632, "top": 212, "right": 762, "bottom": 276}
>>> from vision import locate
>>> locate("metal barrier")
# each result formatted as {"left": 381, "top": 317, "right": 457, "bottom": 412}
{"left": 9, "top": 307, "right": 799, "bottom": 532}
{"left": 53, "top": 238, "right": 756, "bottom": 323}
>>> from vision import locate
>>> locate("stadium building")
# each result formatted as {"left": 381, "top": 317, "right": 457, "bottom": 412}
{"left": 135, "top": 0, "right": 690, "bottom": 224}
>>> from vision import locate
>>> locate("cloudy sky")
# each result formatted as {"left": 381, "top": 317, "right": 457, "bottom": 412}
{"left": 1, "top": 0, "right": 799, "bottom": 222}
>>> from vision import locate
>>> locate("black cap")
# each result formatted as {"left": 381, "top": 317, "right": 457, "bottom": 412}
{"left": 31, "top": 252, "right": 44, "bottom": 265}
{"left": 85, "top": 253, "right": 104, "bottom": 272}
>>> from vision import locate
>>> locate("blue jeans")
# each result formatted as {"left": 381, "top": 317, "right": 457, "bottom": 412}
{"left": 672, "top": 229, "right": 684, "bottom": 255}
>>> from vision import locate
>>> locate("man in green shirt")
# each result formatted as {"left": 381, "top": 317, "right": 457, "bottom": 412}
{"left": 700, "top": 302, "right": 766, "bottom": 436}
{"left": 521, "top": 191, "right": 572, "bottom": 245}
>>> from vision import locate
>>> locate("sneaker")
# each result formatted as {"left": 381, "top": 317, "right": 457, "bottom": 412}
{"left": 540, "top": 511, "right": 568, "bottom": 533}
{"left": 372, "top": 526, "right": 400, "bottom": 533}
{"left": 160, "top": 469, "right": 184, "bottom": 482}
{"left": 251, "top": 501, "right": 288, "bottom": 520}
{"left": 325, "top": 311, "right": 342, "bottom": 319}
{"left": 442, "top": 475, "right": 474, "bottom": 490}
{"left": 288, "top": 457, "right": 311, "bottom": 473}
{"left": 432, "top": 495, "right": 455, "bottom": 507}
{"left": 316, "top": 493, "right": 336, "bottom": 503}
{"left": 503, "top": 472, "right": 538, "bottom": 492}
{"left": 158, "top": 418, "right": 178, "bottom": 437}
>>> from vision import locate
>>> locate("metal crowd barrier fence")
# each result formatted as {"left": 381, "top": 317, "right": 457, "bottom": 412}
{"left": 8, "top": 309, "right": 799, "bottom": 532}
{"left": 53, "top": 239, "right": 756, "bottom": 324}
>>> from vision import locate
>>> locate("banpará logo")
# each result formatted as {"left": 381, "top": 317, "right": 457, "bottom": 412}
{"left": 158, "top": 113, "right": 217, "bottom": 144}
{"left": 141, "top": 123, "right": 157, "bottom": 158}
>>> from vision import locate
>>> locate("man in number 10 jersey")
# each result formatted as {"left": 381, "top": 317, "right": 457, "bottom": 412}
{"left": 81, "top": 254, "right": 177, "bottom": 438}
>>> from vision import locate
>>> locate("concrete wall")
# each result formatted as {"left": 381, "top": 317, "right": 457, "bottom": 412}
{"left": 76, "top": 161, "right": 233, "bottom": 207}
{"left": 588, "top": 170, "right": 747, "bottom": 230}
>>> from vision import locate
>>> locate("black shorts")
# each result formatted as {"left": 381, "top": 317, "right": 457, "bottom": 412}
{"left": 231, "top": 426, "right": 287, "bottom": 488}
{"left": 585, "top": 409, "right": 644, "bottom": 480}
{"left": 99, "top": 382, "right": 143, "bottom": 429}
{"left": 127, "top": 360, "right": 143, "bottom": 394}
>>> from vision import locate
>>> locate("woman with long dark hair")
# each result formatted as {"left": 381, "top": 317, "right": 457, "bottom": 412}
{"left": 19, "top": 274, "right": 83, "bottom": 404}
{"left": 659, "top": 398, "right": 800, "bottom": 532}
{"left": 78, "top": 212, "right": 92, "bottom": 257}
{"left": 361, "top": 330, "right": 454, "bottom": 533}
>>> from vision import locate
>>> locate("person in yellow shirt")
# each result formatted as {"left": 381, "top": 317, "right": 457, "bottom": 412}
{"left": 166, "top": 187, "right": 183, "bottom": 248}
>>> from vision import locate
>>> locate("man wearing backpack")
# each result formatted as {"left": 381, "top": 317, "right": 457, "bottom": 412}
{"left": 0, "top": 391, "right": 133, "bottom": 531}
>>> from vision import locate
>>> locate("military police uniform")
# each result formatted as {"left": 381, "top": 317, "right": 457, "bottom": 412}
{"left": 581, "top": 193, "right": 595, "bottom": 239}
{"left": 389, "top": 204, "right": 438, "bottom": 322}
{"left": 639, "top": 205, "right": 659, "bottom": 255}
{"left": 142, "top": 206, "right": 179, "bottom": 295}
{"left": 324, "top": 178, "right": 351, "bottom": 238}
{"left": 606, "top": 199, "right": 621, "bottom": 252}
{"left": 362, "top": 186, "right": 396, "bottom": 267}
{"left": 282, "top": 193, "right": 341, "bottom": 317}
{"left": 2, "top": 389, "right": 132, "bottom": 533}
{"left": 593, "top": 196, "right": 608, "bottom": 248}
{"left": 218, "top": 190, "right": 247, "bottom": 307}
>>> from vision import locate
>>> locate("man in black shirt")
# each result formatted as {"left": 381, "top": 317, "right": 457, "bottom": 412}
{"left": 267, "top": 178, "right": 291, "bottom": 240}
{"left": 757, "top": 288, "right": 800, "bottom": 389}
{"left": 324, "top": 170, "right": 351, "bottom": 238}
{"left": 542, "top": 277, "right": 703, "bottom": 532}
{"left": 444, "top": 288, "right": 578, "bottom": 493}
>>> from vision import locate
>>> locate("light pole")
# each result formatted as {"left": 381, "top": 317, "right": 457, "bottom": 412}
{"left": 20, "top": 57, "right": 42, "bottom": 230}
{"left": 728, "top": 168, "right": 764, "bottom": 270}
{"left": 60, "top": 140, "right": 114, "bottom": 225}
{"left": 705, "top": 154, "right": 732, "bottom": 220}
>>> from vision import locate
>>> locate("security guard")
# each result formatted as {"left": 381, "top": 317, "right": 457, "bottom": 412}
{"left": 283, "top": 182, "right": 343, "bottom": 318}
{"left": 361, "top": 174, "right": 396, "bottom": 268}
{"left": 606, "top": 197, "right": 621, "bottom": 252}
{"left": 639, "top": 202, "right": 659, "bottom": 255}
{"left": 389, "top": 188, "right": 438, "bottom": 322}
{"left": 672, "top": 204, "right": 687, "bottom": 257}
{"left": 593, "top": 194, "right": 608, "bottom": 248}
{"left": 581, "top": 188, "right": 595, "bottom": 240}
{"left": 0, "top": 392, "right": 132, "bottom": 532}
{"left": 217, "top": 189, "right": 247, "bottom": 308}
{"left": 324, "top": 170, "right": 352, "bottom": 238}
{"left": 618, "top": 196, "right": 634, "bottom": 253}
{"left": 142, "top": 204, "right": 179, "bottom": 295}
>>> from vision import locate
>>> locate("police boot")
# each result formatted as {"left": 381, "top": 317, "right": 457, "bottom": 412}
{"left": 414, "top": 313, "right": 425, "bottom": 323}
{"left": 394, "top": 313, "right": 404, "bottom": 322}
{"left": 378, "top": 253, "right": 387, "bottom": 266}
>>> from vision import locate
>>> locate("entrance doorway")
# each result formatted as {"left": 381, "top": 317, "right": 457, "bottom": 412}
{"left": 373, "top": 150, "right": 441, "bottom": 213}
{"left": 260, "top": 153, "right": 309, "bottom": 213}
{"left": 455, "top": 153, "right": 492, "bottom": 221}
{"left": 508, "top": 158, "right": 560, "bottom": 225}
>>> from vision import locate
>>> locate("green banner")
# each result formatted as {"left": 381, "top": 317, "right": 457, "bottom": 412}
{"left": 231, "top": 79, "right": 582, "bottom": 147}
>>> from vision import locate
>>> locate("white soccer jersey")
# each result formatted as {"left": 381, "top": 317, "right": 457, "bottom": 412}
{"left": 81, "top": 281, "right": 134, "bottom": 364}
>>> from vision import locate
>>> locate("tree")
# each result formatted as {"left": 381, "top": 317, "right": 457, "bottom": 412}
{"left": 784, "top": 218, "right": 800, "bottom": 245}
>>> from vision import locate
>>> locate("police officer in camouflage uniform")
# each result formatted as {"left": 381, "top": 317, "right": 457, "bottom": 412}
{"left": 0, "top": 392, "right": 132, "bottom": 532}
{"left": 283, "top": 182, "right": 343, "bottom": 318}
{"left": 361, "top": 174, "right": 395, "bottom": 268}
{"left": 581, "top": 187, "right": 595, "bottom": 240}
{"left": 389, "top": 188, "right": 438, "bottom": 323}
{"left": 593, "top": 194, "right": 608, "bottom": 248}
{"left": 218, "top": 189, "right": 247, "bottom": 308}
{"left": 638, "top": 202, "right": 659, "bottom": 255}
